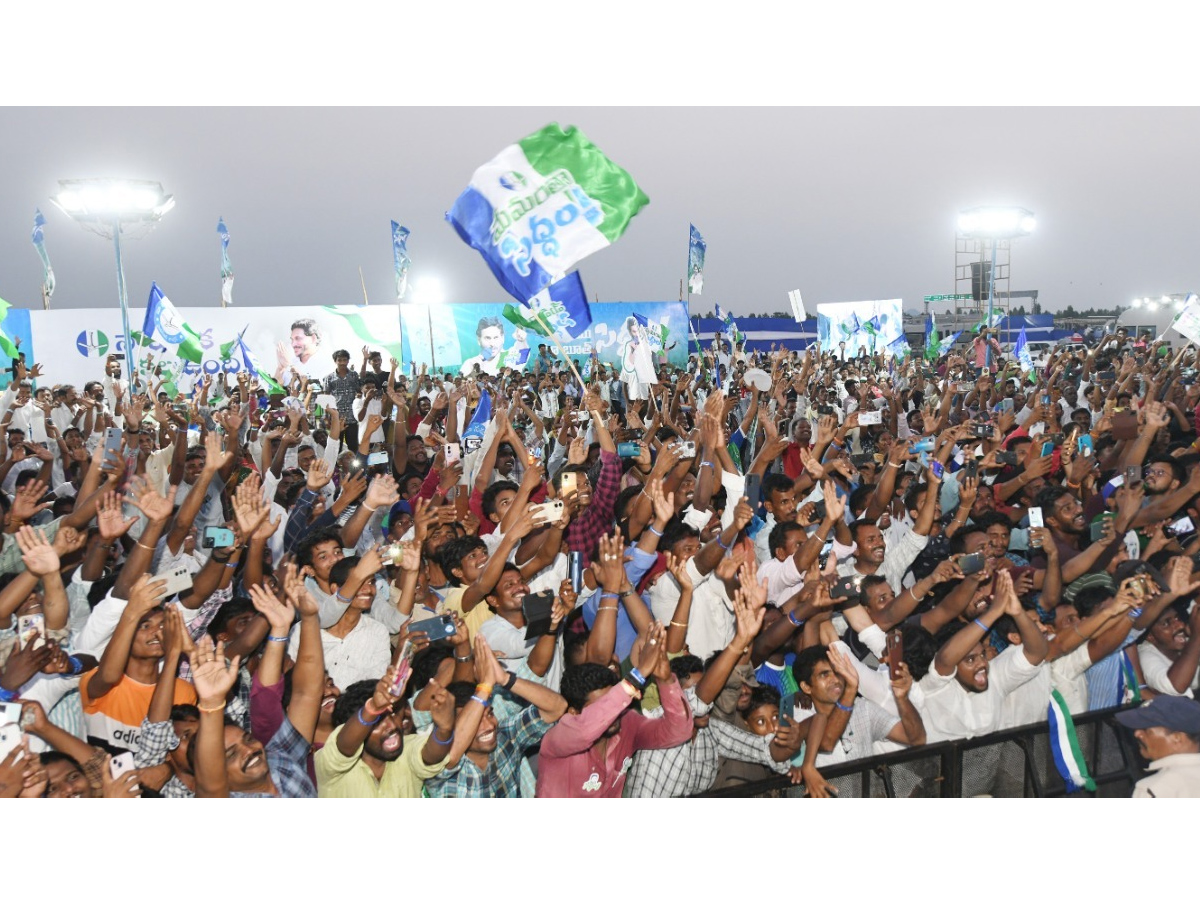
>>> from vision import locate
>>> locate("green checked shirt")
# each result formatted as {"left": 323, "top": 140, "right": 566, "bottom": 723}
{"left": 0, "top": 518, "right": 62, "bottom": 576}
{"left": 424, "top": 704, "right": 551, "bottom": 798}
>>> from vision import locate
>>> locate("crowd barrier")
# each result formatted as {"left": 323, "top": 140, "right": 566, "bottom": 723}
{"left": 692, "top": 705, "right": 1144, "bottom": 798}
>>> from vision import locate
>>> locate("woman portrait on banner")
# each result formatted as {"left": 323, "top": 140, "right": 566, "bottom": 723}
{"left": 618, "top": 315, "right": 656, "bottom": 400}
{"left": 459, "top": 316, "right": 530, "bottom": 377}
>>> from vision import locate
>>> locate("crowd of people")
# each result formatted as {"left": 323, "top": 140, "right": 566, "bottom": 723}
{"left": 0, "top": 320, "right": 1198, "bottom": 800}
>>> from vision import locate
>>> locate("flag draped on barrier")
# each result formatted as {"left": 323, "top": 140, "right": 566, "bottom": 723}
{"left": 1047, "top": 690, "right": 1096, "bottom": 793}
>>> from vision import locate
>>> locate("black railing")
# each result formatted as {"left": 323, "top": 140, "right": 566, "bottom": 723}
{"left": 693, "top": 705, "right": 1145, "bottom": 798}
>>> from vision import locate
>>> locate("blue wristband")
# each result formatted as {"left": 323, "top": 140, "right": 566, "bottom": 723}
{"left": 1128, "top": 607, "right": 1144, "bottom": 620}
{"left": 628, "top": 667, "right": 647, "bottom": 687}
{"left": 835, "top": 701, "right": 854, "bottom": 713}
{"left": 66, "top": 655, "right": 84, "bottom": 677}
{"left": 787, "top": 611, "right": 805, "bottom": 628}
{"left": 647, "top": 524, "right": 664, "bottom": 537}
{"left": 357, "top": 707, "right": 382, "bottom": 728}
{"left": 470, "top": 695, "right": 491, "bottom": 709}
{"left": 267, "top": 635, "right": 289, "bottom": 643}
{"left": 716, "top": 533, "right": 733, "bottom": 552}
{"left": 972, "top": 618, "right": 989, "bottom": 631}
{"left": 0, "top": 687, "right": 17, "bottom": 702}
{"left": 430, "top": 728, "right": 455, "bottom": 746}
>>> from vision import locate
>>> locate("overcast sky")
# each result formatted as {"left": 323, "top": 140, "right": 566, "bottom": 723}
{"left": 1, "top": 107, "right": 1197, "bottom": 318}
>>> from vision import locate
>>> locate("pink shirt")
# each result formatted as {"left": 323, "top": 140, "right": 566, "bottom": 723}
{"left": 536, "top": 677, "right": 694, "bottom": 798}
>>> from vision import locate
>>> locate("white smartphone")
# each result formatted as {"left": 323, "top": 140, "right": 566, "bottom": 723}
{"left": 152, "top": 565, "right": 194, "bottom": 596}
{"left": 679, "top": 441, "right": 697, "bottom": 459}
{"left": 530, "top": 499, "right": 565, "bottom": 524}
{"left": 857, "top": 410, "right": 883, "bottom": 426}
{"left": 0, "top": 724, "right": 23, "bottom": 764}
{"left": 1027, "top": 508, "right": 1044, "bottom": 529}
{"left": 443, "top": 442, "right": 462, "bottom": 466}
{"left": 0, "top": 702, "right": 21, "bottom": 727}
{"left": 109, "top": 751, "right": 136, "bottom": 780}
{"left": 17, "top": 614, "right": 45, "bottom": 651}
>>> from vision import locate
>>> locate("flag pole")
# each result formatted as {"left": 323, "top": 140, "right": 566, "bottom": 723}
{"left": 531, "top": 309, "right": 588, "bottom": 393}
{"left": 359, "top": 267, "right": 369, "bottom": 306}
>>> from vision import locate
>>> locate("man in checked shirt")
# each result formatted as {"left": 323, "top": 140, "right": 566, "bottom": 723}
{"left": 551, "top": 391, "right": 622, "bottom": 568}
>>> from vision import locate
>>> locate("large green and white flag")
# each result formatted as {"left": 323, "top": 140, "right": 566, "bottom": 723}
{"left": 140, "top": 283, "right": 204, "bottom": 364}
{"left": 447, "top": 122, "right": 649, "bottom": 304}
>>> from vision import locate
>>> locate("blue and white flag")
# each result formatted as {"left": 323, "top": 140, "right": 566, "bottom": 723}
{"left": 391, "top": 220, "right": 411, "bottom": 299}
{"left": 462, "top": 388, "right": 492, "bottom": 453}
{"left": 838, "top": 312, "right": 862, "bottom": 338}
{"left": 217, "top": 218, "right": 234, "bottom": 306}
{"left": 1047, "top": 690, "right": 1095, "bottom": 793}
{"left": 446, "top": 123, "right": 648, "bottom": 304}
{"left": 1015, "top": 325, "right": 1033, "bottom": 371}
{"left": 887, "top": 334, "right": 911, "bottom": 357}
{"left": 31, "top": 209, "right": 55, "bottom": 299}
{"left": 526, "top": 271, "right": 592, "bottom": 339}
{"left": 687, "top": 224, "right": 706, "bottom": 295}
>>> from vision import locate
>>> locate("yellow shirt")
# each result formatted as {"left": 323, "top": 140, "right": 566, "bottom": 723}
{"left": 314, "top": 726, "right": 446, "bottom": 798}
{"left": 442, "top": 586, "right": 494, "bottom": 644}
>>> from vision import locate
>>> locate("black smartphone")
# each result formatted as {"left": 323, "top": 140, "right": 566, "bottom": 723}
{"left": 568, "top": 551, "right": 585, "bottom": 593}
{"left": 995, "top": 451, "right": 1018, "bottom": 466}
{"left": 743, "top": 473, "right": 762, "bottom": 509}
{"left": 1125, "top": 465, "right": 1142, "bottom": 485}
{"left": 521, "top": 590, "right": 556, "bottom": 639}
{"left": 886, "top": 629, "right": 904, "bottom": 675}
{"left": 811, "top": 499, "right": 828, "bottom": 522}
{"left": 958, "top": 552, "right": 986, "bottom": 575}
{"left": 778, "top": 691, "right": 796, "bottom": 725}
{"left": 408, "top": 615, "right": 457, "bottom": 641}
{"left": 831, "top": 575, "right": 864, "bottom": 601}
{"left": 965, "top": 459, "right": 978, "bottom": 479}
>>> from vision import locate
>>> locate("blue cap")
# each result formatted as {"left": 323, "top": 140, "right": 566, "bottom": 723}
{"left": 1115, "top": 696, "right": 1200, "bottom": 734}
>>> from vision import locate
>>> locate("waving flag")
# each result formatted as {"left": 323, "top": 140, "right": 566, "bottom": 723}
{"left": 924, "top": 315, "right": 940, "bottom": 361}
{"left": 446, "top": 123, "right": 649, "bottom": 304}
{"left": 221, "top": 328, "right": 285, "bottom": 395}
{"left": 687, "top": 224, "right": 706, "bottom": 295}
{"left": 972, "top": 311, "right": 1002, "bottom": 334}
{"left": 632, "top": 312, "right": 670, "bottom": 352}
{"left": 0, "top": 297, "right": 17, "bottom": 358}
{"left": 217, "top": 218, "right": 234, "bottom": 306}
{"left": 863, "top": 316, "right": 882, "bottom": 336}
{"left": 141, "top": 283, "right": 204, "bottom": 364}
{"left": 787, "top": 289, "right": 806, "bottom": 323}
{"left": 838, "top": 312, "right": 862, "bottom": 339}
{"left": 1015, "top": 325, "right": 1033, "bottom": 371}
{"left": 31, "top": 209, "right": 55, "bottom": 300}
{"left": 321, "top": 306, "right": 404, "bottom": 361}
{"left": 462, "top": 389, "right": 492, "bottom": 453}
{"left": 887, "top": 335, "right": 911, "bottom": 358}
{"left": 391, "top": 221, "right": 411, "bottom": 299}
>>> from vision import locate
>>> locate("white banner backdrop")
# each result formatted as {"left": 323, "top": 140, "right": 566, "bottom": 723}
{"left": 28, "top": 305, "right": 405, "bottom": 391}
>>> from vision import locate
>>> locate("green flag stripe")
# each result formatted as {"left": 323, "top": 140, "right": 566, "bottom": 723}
{"left": 321, "top": 307, "right": 404, "bottom": 361}
{"left": 519, "top": 124, "right": 649, "bottom": 245}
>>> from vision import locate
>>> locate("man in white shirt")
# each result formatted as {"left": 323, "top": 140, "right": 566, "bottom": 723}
{"left": 919, "top": 571, "right": 1048, "bottom": 741}
{"left": 1139, "top": 602, "right": 1200, "bottom": 698}
{"left": 753, "top": 473, "right": 799, "bottom": 564}
{"left": 1115, "top": 696, "right": 1200, "bottom": 798}
{"left": 836, "top": 472, "right": 938, "bottom": 594}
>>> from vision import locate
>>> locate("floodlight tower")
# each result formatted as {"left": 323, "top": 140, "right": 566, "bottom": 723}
{"left": 51, "top": 178, "right": 175, "bottom": 385}
{"left": 955, "top": 207, "right": 1036, "bottom": 365}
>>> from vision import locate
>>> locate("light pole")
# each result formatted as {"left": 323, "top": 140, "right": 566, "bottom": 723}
{"left": 956, "top": 207, "right": 1035, "bottom": 368}
{"left": 51, "top": 178, "right": 175, "bottom": 386}
{"left": 412, "top": 278, "right": 444, "bottom": 374}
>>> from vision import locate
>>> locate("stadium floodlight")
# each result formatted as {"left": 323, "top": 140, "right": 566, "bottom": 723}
{"left": 50, "top": 178, "right": 175, "bottom": 385}
{"left": 957, "top": 206, "right": 1037, "bottom": 367}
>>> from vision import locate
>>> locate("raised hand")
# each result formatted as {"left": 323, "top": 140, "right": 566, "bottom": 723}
{"left": 233, "top": 477, "right": 273, "bottom": 540}
{"left": 665, "top": 550, "right": 692, "bottom": 591}
{"left": 127, "top": 477, "right": 178, "bottom": 524}
{"left": 127, "top": 573, "right": 170, "bottom": 617}
{"left": 203, "top": 430, "right": 233, "bottom": 472}
{"left": 248, "top": 583, "right": 296, "bottom": 634}
{"left": 591, "top": 529, "right": 628, "bottom": 592}
{"left": 187, "top": 635, "right": 241, "bottom": 707}
{"left": 97, "top": 490, "right": 138, "bottom": 541}
{"left": 306, "top": 458, "right": 333, "bottom": 492}
{"left": 283, "top": 561, "right": 320, "bottom": 618}
{"left": 16, "top": 525, "right": 62, "bottom": 576}
{"left": 9, "top": 479, "right": 52, "bottom": 523}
